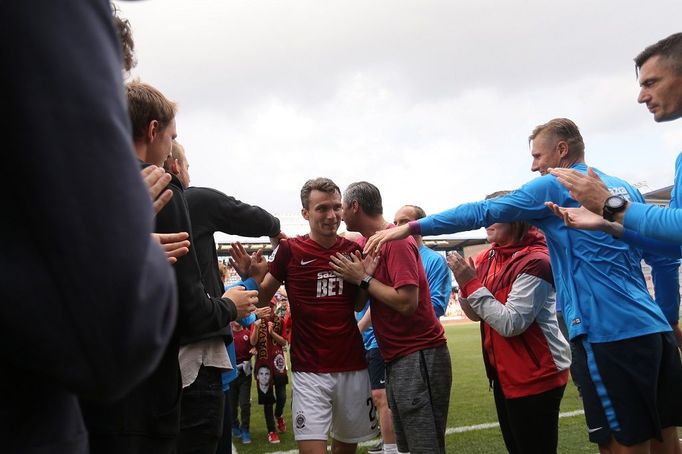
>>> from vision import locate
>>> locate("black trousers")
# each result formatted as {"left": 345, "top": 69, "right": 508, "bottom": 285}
{"left": 229, "top": 371, "right": 252, "bottom": 431}
{"left": 215, "top": 387, "right": 232, "bottom": 454}
{"left": 263, "top": 379, "right": 287, "bottom": 433}
{"left": 177, "top": 365, "right": 225, "bottom": 454}
{"left": 493, "top": 380, "right": 565, "bottom": 454}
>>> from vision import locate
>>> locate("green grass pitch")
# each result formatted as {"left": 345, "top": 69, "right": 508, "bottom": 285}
{"left": 231, "top": 322, "right": 598, "bottom": 453}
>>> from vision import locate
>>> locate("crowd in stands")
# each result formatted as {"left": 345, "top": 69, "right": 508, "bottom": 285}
{"left": 4, "top": 1, "right": 682, "bottom": 453}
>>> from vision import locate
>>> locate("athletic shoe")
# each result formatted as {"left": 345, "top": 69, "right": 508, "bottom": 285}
{"left": 367, "top": 441, "right": 383, "bottom": 454}
{"left": 231, "top": 425, "right": 241, "bottom": 438}
{"left": 241, "top": 430, "right": 251, "bottom": 444}
{"left": 277, "top": 416, "right": 286, "bottom": 433}
{"left": 267, "top": 431, "right": 280, "bottom": 444}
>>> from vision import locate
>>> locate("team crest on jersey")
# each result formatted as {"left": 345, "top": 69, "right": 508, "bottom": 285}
{"left": 243, "top": 334, "right": 249, "bottom": 341}
{"left": 295, "top": 411, "right": 306, "bottom": 429}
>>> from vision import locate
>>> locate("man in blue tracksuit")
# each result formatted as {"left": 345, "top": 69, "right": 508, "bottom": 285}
{"left": 550, "top": 33, "right": 682, "bottom": 246}
{"left": 365, "top": 118, "right": 682, "bottom": 453}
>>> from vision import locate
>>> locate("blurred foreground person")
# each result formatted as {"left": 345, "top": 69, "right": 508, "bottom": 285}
{"left": 1, "top": 1, "right": 177, "bottom": 452}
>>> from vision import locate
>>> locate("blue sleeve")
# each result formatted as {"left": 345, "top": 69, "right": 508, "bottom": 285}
{"left": 623, "top": 202, "right": 682, "bottom": 244}
{"left": 226, "top": 278, "right": 259, "bottom": 326}
{"left": 629, "top": 187, "right": 680, "bottom": 325}
{"left": 226, "top": 277, "right": 258, "bottom": 291}
{"left": 424, "top": 254, "right": 451, "bottom": 318}
{"left": 624, "top": 151, "right": 682, "bottom": 244}
{"left": 620, "top": 229, "right": 682, "bottom": 259}
{"left": 239, "top": 313, "right": 257, "bottom": 327}
{"left": 419, "top": 176, "right": 558, "bottom": 236}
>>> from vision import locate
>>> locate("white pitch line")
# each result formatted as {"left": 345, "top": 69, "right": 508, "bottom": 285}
{"left": 265, "top": 410, "right": 585, "bottom": 454}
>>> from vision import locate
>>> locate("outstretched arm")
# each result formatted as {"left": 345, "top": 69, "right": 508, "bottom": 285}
{"left": 364, "top": 224, "right": 411, "bottom": 255}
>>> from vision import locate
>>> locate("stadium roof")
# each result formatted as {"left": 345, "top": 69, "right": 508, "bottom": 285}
{"left": 215, "top": 213, "right": 487, "bottom": 255}
{"left": 216, "top": 185, "right": 673, "bottom": 255}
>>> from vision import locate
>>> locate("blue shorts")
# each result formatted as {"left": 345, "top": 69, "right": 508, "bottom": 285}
{"left": 571, "top": 332, "right": 682, "bottom": 446}
{"left": 365, "top": 348, "right": 386, "bottom": 390}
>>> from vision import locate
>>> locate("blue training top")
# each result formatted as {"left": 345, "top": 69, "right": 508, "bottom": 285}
{"left": 616, "top": 152, "right": 681, "bottom": 324}
{"left": 417, "top": 163, "right": 672, "bottom": 343}
{"left": 624, "top": 152, "right": 682, "bottom": 244}
{"left": 419, "top": 244, "right": 452, "bottom": 318}
{"left": 355, "top": 302, "right": 378, "bottom": 351}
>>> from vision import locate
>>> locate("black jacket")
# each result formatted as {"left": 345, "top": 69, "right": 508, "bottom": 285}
{"left": 82, "top": 177, "right": 239, "bottom": 451}
{"left": 184, "top": 186, "right": 281, "bottom": 344}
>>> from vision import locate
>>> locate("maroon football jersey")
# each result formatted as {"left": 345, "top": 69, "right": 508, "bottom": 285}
{"left": 359, "top": 231, "right": 446, "bottom": 363}
{"left": 268, "top": 235, "right": 367, "bottom": 373}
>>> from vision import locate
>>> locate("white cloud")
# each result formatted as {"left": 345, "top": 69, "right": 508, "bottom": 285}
{"left": 116, "top": 0, "right": 682, "bottom": 223}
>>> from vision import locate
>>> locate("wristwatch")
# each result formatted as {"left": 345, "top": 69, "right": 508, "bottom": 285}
{"left": 603, "top": 195, "right": 627, "bottom": 222}
{"left": 359, "top": 274, "right": 373, "bottom": 290}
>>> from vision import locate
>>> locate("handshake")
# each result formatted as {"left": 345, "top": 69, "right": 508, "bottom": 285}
{"left": 223, "top": 286, "right": 259, "bottom": 319}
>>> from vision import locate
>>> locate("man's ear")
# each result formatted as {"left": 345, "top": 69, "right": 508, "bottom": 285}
{"left": 170, "top": 159, "right": 180, "bottom": 176}
{"left": 352, "top": 200, "right": 360, "bottom": 213}
{"left": 146, "top": 120, "right": 159, "bottom": 143}
{"left": 301, "top": 208, "right": 310, "bottom": 221}
{"left": 557, "top": 140, "right": 569, "bottom": 158}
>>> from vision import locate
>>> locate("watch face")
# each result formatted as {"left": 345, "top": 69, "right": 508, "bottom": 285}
{"left": 605, "top": 196, "right": 626, "bottom": 209}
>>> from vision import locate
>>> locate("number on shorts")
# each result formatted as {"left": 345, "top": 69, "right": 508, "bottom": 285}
{"left": 366, "top": 397, "right": 377, "bottom": 423}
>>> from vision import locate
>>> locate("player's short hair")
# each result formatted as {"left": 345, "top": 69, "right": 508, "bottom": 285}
{"left": 300, "top": 177, "right": 341, "bottom": 209}
{"left": 528, "top": 118, "right": 585, "bottom": 157}
{"left": 635, "top": 33, "right": 682, "bottom": 75}
{"left": 485, "top": 190, "right": 530, "bottom": 243}
{"left": 126, "top": 80, "right": 177, "bottom": 142}
{"left": 344, "top": 181, "right": 383, "bottom": 216}
{"left": 401, "top": 204, "right": 426, "bottom": 220}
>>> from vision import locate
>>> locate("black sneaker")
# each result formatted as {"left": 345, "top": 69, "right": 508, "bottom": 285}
{"left": 367, "top": 441, "right": 383, "bottom": 454}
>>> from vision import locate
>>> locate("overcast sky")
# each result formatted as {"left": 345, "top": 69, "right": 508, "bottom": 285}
{"left": 115, "top": 0, "right": 682, "bottom": 231}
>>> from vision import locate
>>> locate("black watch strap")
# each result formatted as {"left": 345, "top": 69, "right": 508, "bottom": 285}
{"left": 360, "top": 275, "right": 373, "bottom": 290}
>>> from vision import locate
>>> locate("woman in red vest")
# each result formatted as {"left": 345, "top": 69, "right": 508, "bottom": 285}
{"left": 447, "top": 192, "right": 571, "bottom": 454}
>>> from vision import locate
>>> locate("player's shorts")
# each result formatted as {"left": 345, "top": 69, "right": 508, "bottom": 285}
{"left": 571, "top": 332, "right": 682, "bottom": 446}
{"left": 291, "top": 369, "right": 378, "bottom": 443}
{"left": 366, "top": 348, "right": 386, "bottom": 390}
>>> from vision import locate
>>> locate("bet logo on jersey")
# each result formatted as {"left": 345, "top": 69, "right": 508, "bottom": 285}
{"left": 316, "top": 271, "right": 344, "bottom": 297}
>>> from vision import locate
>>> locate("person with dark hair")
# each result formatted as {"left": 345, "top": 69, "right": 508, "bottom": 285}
{"left": 332, "top": 181, "right": 452, "bottom": 454}
{"left": 394, "top": 204, "right": 452, "bottom": 318}
{"left": 1, "top": 1, "right": 177, "bottom": 452}
{"left": 246, "top": 177, "right": 377, "bottom": 454}
{"left": 81, "top": 83, "right": 259, "bottom": 454}
{"left": 365, "top": 118, "right": 682, "bottom": 453}
{"left": 447, "top": 191, "right": 570, "bottom": 454}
